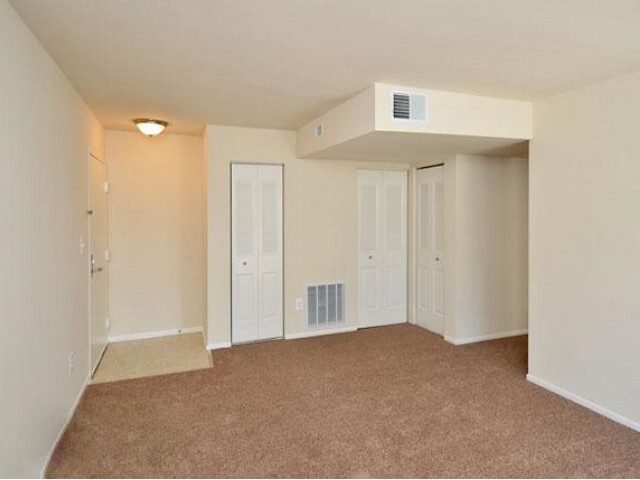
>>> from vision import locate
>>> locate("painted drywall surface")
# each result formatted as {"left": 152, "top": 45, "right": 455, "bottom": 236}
{"left": 106, "top": 131, "right": 205, "bottom": 338}
{"left": 443, "top": 156, "right": 459, "bottom": 340}
{"left": 439, "top": 155, "right": 528, "bottom": 342}
{"left": 0, "top": 0, "right": 103, "bottom": 476}
{"left": 297, "top": 85, "right": 376, "bottom": 158}
{"left": 450, "top": 155, "right": 528, "bottom": 341}
{"left": 530, "top": 71, "right": 640, "bottom": 425}
{"left": 206, "top": 125, "right": 410, "bottom": 346}
{"left": 376, "top": 83, "right": 532, "bottom": 139}
{"left": 297, "top": 83, "right": 531, "bottom": 159}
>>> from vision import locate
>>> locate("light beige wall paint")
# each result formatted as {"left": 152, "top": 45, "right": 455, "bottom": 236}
{"left": 530, "top": 71, "right": 640, "bottom": 426}
{"left": 375, "top": 83, "right": 532, "bottom": 139}
{"left": 449, "top": 155, "right": 528, "bottom": 341}
{"left": 106, "top": 131, "right": 205, "bottom": 338}
{"left": 297, "top": 85, "right": 376, "bottom": 158}
{"left": 0, "top": 0, "right": 103, "bottom": 476}
{"left": 297, "top": 83, "right": 532, "bottom": 159}
{"left": 443, "top": 156, "right": 459, "bottom": 340}
{"left": 438, "top": 155, "right": 528, "bottom": 342}
{"left": 206, "top": 125, "right": 410, "bottom": 346}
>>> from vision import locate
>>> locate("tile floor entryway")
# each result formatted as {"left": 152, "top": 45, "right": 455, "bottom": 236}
{"left": 92, "top": 333, "right": 212, "bottom": 383}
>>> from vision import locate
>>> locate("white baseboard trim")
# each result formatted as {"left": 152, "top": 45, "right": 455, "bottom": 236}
{"left": 109, "top": 326, "right": 203, "bottom": 343}
{"left": 444, "top": 328, "right": 528, "bottom": 346}
{"left": 285, "top": 325, "right": 358, "bottom": 340}
{"left": 358, "top": 319, "right": 408, "bottom": 329}
{"left": 212, "top": 323, "right": 403, "bottom": 346}
{"left": 206, "top": 326, "right": 358, "bottom": 349}
{"left": 41, "top": 374, "right": 90, "bottom": 478}
{"left": 207, "top": 341, "right": 232, "bottom": 350}
{"left": 526, "top": 374, "right": 640, "bottom": 433}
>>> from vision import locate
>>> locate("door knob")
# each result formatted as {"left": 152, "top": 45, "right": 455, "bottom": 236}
{"left": 435, "top": 257, "right": 440, "bottom": 262}
{"left": 242, "top": 261, "right": 247, "bottom": 266}
{"left": 368, "top": 255, "right": 373, "bottom": 260}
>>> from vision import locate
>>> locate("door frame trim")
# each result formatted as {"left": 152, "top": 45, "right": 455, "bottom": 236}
{"left": 87, "top": 151, "right": 108, "bottom": 377}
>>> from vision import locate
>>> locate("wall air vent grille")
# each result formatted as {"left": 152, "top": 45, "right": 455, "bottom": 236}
{"left": 307, "top": 283, "right": 345, "bottom": 330}
{"left": 392, "top": 92, "right": 427, "bottom": 122}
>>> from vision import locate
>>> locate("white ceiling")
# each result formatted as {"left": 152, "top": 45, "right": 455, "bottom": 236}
{"left": 9, "top": 0, "right": 640, "bottom": 135}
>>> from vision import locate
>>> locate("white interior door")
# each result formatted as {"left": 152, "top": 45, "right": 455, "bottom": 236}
{"left": 358, "top": 170, "right": 407, "bottom": 328}
{"left": 358, "top": 170, "right": 383, "bottom": 327}
{"left": 232, "top": 164, "right": 283, "bottom": 344}
{"left": 89, "top": 154, "right": 109, "bottom": 374}
{"left": 417, "top": 166, "right": 445, "bottom": 334}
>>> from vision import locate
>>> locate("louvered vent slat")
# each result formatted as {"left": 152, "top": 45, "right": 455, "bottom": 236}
{"left": 307, "top": 283, "right": 346, "bottom": 330}
{"left": 393, "top": 93, "right": 411, "bottom": 119}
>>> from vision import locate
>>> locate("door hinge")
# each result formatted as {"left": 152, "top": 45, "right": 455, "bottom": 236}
{"left": 103, "top": 181, "right": 110, "bottom": 193}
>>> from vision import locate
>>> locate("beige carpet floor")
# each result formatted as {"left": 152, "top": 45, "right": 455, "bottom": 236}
{"left": 47, "top": 324, "right": 640, "bottom": 478}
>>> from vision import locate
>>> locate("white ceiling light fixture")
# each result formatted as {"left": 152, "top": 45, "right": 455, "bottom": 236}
{"left": 134, "top": 118, "right": 168, "bottom": 137}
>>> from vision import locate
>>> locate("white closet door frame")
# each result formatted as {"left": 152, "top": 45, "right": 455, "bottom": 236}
{"left": 358, "top": 169, "right": 407, "bottom": 328}
{"left": 416, "top": 165, "right": 445, "bottom": 335}
{"left": 231, "top": 163, "right": 283, "bottom": 344}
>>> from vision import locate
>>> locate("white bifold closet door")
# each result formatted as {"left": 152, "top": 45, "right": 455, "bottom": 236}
{"left": 358, "top": 170, "right": 407, "bottom": 328}
{"left": 417, "top": 165, "right": 445, "bottom": 334}
{"left": 231, "top": 164, "right": 283, "bottom": 344}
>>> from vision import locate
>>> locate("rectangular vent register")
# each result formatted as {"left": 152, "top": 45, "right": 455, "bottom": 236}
{"left": 307, "top": 283, "right": 346, "bottom": 329}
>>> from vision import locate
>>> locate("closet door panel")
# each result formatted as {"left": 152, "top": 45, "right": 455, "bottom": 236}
{"left": 257, "top": 165, "right": 283, "bottom": 340}
{"left": 358, "top": 170, "right": 383, "bottom": 327}
{"left": 232, "top": 165, "right": 259, "bottom": 343}
{"left": 416, "top": 166, "right": 444, "bottom": 334}
{"left": 382, "top": 171, "right": 407, "bottom": 322}
{"left": 358, "top": 170, "right": 407, "bottom": 328}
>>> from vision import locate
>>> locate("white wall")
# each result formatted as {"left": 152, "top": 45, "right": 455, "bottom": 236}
{"left": 375, "top": 83, "right": 532, "bottom": 139}
{"left": 206, "top": 125, "right": 410, "bottom": 347}
{"left": 297, "top": 85, "right": 375, "bottom": 158}
{"left": 443, "top": 155, "right": 529, "bottom": 343}
{"left": 0, "top": 0, "right": 103, "bottom": 476}
{"left": 434, "top": 155, "right": 528, "bottom": 344}
{"left": 297, "top": 83, "right": 532, "bottom": 158}
{"left": 106, "top": 130, "right": 206, "bottom": 338}
{"left": 529, "top": 71, "right": 640, "bottom": 429}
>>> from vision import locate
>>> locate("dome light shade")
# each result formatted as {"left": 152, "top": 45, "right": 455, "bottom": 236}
{"left": 134, "top": 119, "right": 168, "bottom": 137}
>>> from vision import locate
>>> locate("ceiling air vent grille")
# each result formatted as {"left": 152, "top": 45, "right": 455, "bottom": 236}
{"left": 392, "top": 92, "right": 427, "bottom": 122}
